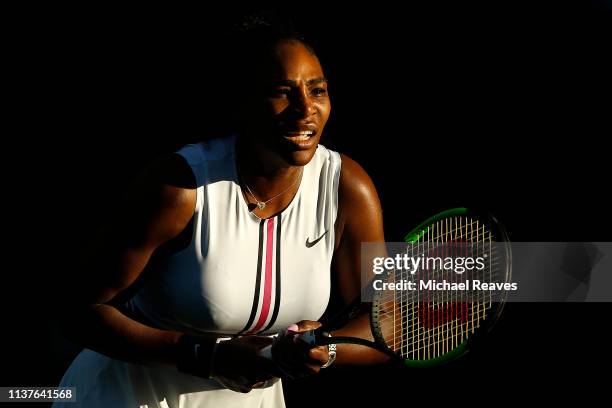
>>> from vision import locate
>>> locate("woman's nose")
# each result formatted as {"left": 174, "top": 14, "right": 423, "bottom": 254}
{"left": 292, "top": 92, "right": 316, "bottom": 118}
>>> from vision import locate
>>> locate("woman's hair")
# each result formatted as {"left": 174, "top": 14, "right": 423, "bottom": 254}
{"left": 228, "top": 10, "right": 316, "bottom": 61}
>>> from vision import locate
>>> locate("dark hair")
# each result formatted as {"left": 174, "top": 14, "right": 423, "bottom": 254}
{"left": 229, "top": 10, "right": 315, "bottom": 58}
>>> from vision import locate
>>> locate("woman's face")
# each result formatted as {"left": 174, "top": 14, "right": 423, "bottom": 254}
{"left": 241, "top": 39, "right": 331, "bottom": 166}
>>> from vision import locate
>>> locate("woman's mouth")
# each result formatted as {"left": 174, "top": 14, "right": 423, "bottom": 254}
{"left": 281, "top": 129, "right": 317, "bottom": 149}
{"left": 283, "top": 130, "right": 315, "bottom": 141}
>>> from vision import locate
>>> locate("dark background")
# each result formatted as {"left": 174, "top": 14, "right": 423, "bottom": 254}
{"left": 3, "top": 1, "right": 611, "bottom": 406}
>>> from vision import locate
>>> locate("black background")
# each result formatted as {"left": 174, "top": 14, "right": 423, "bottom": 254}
{"left": 3, "top": 1, "right": 611, "bottom": 406}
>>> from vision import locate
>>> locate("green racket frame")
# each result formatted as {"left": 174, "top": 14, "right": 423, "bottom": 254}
{"left": 370, "top": 207, "right": 512, "bottom": 367}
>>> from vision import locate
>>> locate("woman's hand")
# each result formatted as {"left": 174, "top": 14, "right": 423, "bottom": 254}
{"left": 211, "top": 336, "right": 281, "bottom": 393}
{"left": 269, "top": 320, "right": 330, "bottom": 379}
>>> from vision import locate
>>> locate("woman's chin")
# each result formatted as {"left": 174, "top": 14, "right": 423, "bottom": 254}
{"left": 283, "top": 148, "right": 317, "bottom": 167}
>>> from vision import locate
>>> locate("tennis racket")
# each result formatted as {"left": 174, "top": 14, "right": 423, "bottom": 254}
{"left": 295, "top": 207, "right": 512, "bottom": 367}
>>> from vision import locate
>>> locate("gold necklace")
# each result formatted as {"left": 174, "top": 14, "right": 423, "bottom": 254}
{"left": 238, "top": 167, "right": 303, "bottom": 210}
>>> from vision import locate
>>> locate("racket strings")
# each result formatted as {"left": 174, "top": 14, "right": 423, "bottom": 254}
{"left": 377, "top": 216, "right": 500, "bottom": 360}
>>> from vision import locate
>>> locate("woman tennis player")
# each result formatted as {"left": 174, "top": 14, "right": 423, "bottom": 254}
{"left": 54, "top": 16, "right": 388, "bottom": 408}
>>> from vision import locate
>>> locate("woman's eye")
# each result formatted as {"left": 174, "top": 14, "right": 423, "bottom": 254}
{"left": 270, "top": 88, "right": 291, "bottom": 97}
{"left": 311, "top": 87, "right": 327, "bottom": 97}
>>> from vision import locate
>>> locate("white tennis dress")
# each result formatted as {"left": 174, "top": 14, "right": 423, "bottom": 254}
{"left": 54, "top": 135, "right": 341, "bottom": 408}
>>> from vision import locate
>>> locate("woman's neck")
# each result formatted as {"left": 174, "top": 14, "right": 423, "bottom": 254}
{"left": 235, "top": 136, "right": 303, "bottom": 202}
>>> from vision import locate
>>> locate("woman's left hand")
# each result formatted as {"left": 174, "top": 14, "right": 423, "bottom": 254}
{"left": 268, "top": 320, "right": 330, "bottom": 379}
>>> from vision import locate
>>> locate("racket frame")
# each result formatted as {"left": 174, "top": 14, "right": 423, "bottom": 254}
{"left": 370, "top": 207, "right": 512, "bottom": 367}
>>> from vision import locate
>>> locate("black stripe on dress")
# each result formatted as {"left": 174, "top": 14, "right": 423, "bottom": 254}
{"left": 260, "top": 215, "right": 282, "bottom": 334}
{"left": 238, "top": 219, "right": 265, "bottom": 334}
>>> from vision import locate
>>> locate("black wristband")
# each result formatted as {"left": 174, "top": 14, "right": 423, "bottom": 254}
{"left": 175, "top": 334, "right": 219, "bottom": 379}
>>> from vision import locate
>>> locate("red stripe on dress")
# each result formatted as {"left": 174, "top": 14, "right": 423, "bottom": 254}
{"left": 249, "top": 217, "right": 275, "bottom": 333}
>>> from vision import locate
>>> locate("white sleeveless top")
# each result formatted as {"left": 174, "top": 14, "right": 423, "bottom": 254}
{"left": 132, "top": 135, "right": 342, "bottom": 336}
{"left": 54, "top": 136, "right": 342, "bottom": 408}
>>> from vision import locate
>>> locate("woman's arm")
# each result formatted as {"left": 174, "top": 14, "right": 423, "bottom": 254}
{"left": 269, "top": 154, "right": 388, "bottom": 375}
{"left": 246, "top": 154, "right": 389, "bottom": 378}
{"left": 329, "top": 153, "right": 390, "bottom": 365}
{"left": 60, "top": 155, "right": 279, "bottom": 392}
{"left": 58, "top": 155, "right": 196, "bottom": 367}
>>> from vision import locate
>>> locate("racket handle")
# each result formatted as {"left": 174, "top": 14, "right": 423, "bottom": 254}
{"left": 260, "top": 329, "right": 334, "bottom": 363}
{"left": 259, "top": 329, "right": 328, "bottom": 360}
{"left": 294, "top": 329, "right": 332, "bottom": 347}
{"left": 298, "top": 331, "right": 396, "bottom": 356}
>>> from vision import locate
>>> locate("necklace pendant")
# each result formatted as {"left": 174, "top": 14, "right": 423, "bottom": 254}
{"left": 257, "top": 201, "right": 266, "bottom": 210}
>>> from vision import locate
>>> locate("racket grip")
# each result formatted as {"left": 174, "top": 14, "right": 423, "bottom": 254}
{"left": 259, "top": 329, "right": 328, "bottom": 360}
{"left": 294, "top": 329, "right": 332, "bottom": 347}
{"left": 259, "top": 329, "right": 324, "bottom": 361}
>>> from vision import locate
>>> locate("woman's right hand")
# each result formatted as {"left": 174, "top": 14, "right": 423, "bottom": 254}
{"left": 211, "top": 336, "right": 281, "bottom": 393}
{"left": 267, "top": 321, "right": 330, "bottom": 379}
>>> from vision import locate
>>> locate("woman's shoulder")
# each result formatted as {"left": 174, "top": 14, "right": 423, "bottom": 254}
{"left": 143, "top": 153, "right": 198, "bottom": 191}
{"left": 176, "top": 135, "right": 237, "bottom": 164}
{"left": 337, "top": 153, "right": 379, "bottom": 204}
{"left": 174, "top": 136, "right": 237, "bottom": 187}
{"left": 128, "top": 154, "right": 197, "bottom": 236}
{"left": 333, "top": 153, "right": 384, "bottom": 253}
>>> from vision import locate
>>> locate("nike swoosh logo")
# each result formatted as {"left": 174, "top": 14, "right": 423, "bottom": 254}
{"left": 305, "top": 231, "right": 328, "bottom": 248}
